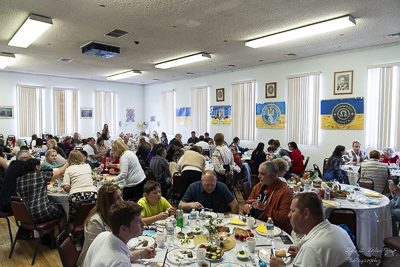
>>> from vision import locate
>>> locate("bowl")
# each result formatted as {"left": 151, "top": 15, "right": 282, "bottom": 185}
{"left": 145, "top": 263, "right": 170, "bottom": 267}
{"left": 348, "top": 197, "right": 355, "bottom": 202}
{"left": 236, "top": 250, "right": 250, "bottom": 260}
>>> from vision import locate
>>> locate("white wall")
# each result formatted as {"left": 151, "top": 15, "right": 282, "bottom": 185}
{"left": 0, "top": 71, "right": 145, "bottom": 141}
{"left": 143, "top": 43, "right": 400, "bottom": 167}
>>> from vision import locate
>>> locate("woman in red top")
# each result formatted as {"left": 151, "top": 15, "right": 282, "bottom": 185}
{"left": 380, "top": 147, "right": 399, "bottom": 165}
{"left": 229, "top": 145, "right": 242, "bottom": 167}
{"left": 288, "top": 141, "right": 304, "bottom": 173}
{"left": 97, "top": 150, "right": 120, "bottom": 175}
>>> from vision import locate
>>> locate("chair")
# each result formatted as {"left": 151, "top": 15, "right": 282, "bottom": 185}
{"left": 328, "top": 208, "right": 358, "bottom": 249}
{"left": 322, "top": 158, "right": 329, "bottom": 174}
{"left": 145, "top": 168, "right": 156, "bottom": 181}
{"left": 380, "top": 236, "right": 400, "bottom": 267}
{"left": 56, "top": 230, "right": 79, "bottom": 267}
{"left": 241, "top": 181, "right": 251, "bottom": 200}
{"left": 42, "top": 132, "right": 48, "bottom": 144}
{"left": 0, "top": 134, "right": 3, "bottom": 139}
{"left": 140, "top": 161, "right": 146, "bottom": 171}
{"left": 67, "top": 201, "right": 96, "bottom": 240}
{"left": 357, "top": 177, "right": 375, "bottom": 191}
{"left": 0, "top": 210, "right": 13, "bottom": 244}
{"left": 172, "top": 172, "right": 181, "bottom": 204}
{"left": 244, "top": 160, "right": 258, "bottom": 188}
{"left": 303, "top": 156, "right": 310, "bottom": 172}
{"left": 9, "top": 196, "right": 61, "bottom": 265}
{"left": 313, "top": 164, "right": 322, "bottom": 179}
{"left": 202, "top": 149, "right": 210, "bottom": 157}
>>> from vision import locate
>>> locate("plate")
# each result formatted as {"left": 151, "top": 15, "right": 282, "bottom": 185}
{"left": 255, "top": 226, "right": 282, "bottom": 237}
{"left": 195, "top": 243, "right": 224, "bottom": 261}
{"left": 258, "top": 248, "right": 292, "bottom": 265}
{"left": 178, "top": 238, "right": 195, "bottom": 249}
{"left": 127, "top": 236, "right": 155, "bottom": 250}
{"left": 204, "top": 212, "right": 218, "bottom": 219}
{"left": 236, "top": 250, "right": 249, "bottom": 260}
{"left": 167, "top": 249, "right": 195, "bottom": 264}
{"left": 145, "top": 263, "right": 170, "bottom": 267}
{"left": 214, "top": 263, "right": 244, "bottom": 267}
{"left": 192, "top": 227, "right": 202, "bottom": 235}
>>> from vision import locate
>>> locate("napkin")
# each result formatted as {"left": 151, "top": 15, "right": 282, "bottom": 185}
{"left": 365, "top": 198, "right": 378, "bottom": 204}
{"left": 226, "top": 264, "right": 233, "bottom": 267}
{"left": 230, "top": 217, "right": 246, "bottom": 226}
{"left": 322, "top": 200, "right": 335, "bottom": 206}
{"left": 255, "top": 223, "right": 267, "bottom": 234}
{"left": 365, "top": 193, "right": 381, "bottom": 197}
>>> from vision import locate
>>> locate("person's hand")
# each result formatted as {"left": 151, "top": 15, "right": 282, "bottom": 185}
{"left": 243, "top": 203, "right": 253, "bottom": 214}
{"left": 168, "top": 207, "right": 177, "bottom": 216}
{"left": 288, "top": 246, "right": 299, "bottom": 256}
{"left": 106, "top": 179, "right": 113, "bottom": 184}
{"left": 251, "top": 200, "right": 266, "bottom": 211}
{"left": 97, "top": 166, "right": 103, "bottom": 173}
{"left": 353, "top": 161, "right": 358, "bottom": 166}
{"left": 192, "top": 202, "right": 204, "bottom": 210}
{"left": 109, "top": 168, "right": 116, "bottom": 175}
{"left": 106, "top": 161, "right": 111, "bottom": 168}
{"left": 141, "top": 246, "right": 156, "bottom": 259}
{"left": 292, "top": 174, "right": 300, "bottom": 182}
{"left": 269, "top": 256, "right": 286, "bottom": 267}
{"left": 158, "top": 211, "right": 169, "bottom": 220}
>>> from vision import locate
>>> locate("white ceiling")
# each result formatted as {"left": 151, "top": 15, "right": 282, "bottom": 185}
{"left": 1, "top": 0, "right": 400, "bottom": 85}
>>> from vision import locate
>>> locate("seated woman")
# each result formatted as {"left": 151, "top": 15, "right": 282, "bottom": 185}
{"left": 41, "top": 149, "right": 67, "bottom": 170}
{"left": 62, "top": 136, "right": 75, "bottom": 157}
{"left": 358, "top": 150, "right": 390, "bottom": 193}
{"left": 273, "top": 158, "right": 289, "bottom": 185}
{"left": 30, "top": 134, "right": 38, "bottom": 149}
{"left": 0, "top": 147, "right": 9, "bottom": 187}
{"left": 136, "top": 138, "right": 151, "bottom": 163}
{"left": 95, "top": 137, "right": 107, "bottom": 162}
{"left": 251, "top": 142, "right": 267, "bottom": 174}
{"left": 231, "top": 137, "right": 249, "bottom": 154}
{"left": 380, "top": 147, "right": 400, "bottom": 165}
{"left": 63, "top": 150, "right": 98, "bottom": 221}
{"left": 288, "top": 141, "right": 304, "bottom": 174}
{"left": 31, "top": 138, "right": 47, "bottom": 156}
{"left": 11, "top": 139, "right": 25, "bottom": 156}
{"left": 97, "top": 150, "right": 120, "bottom": 175}
{"left": 39, "top": 139, "right": 59, "bottom": 157}
{"left": 77, "top": 184, "right": 123, "bottom": 266}
{"left": 389, "top": 182, "right": 400, "bottom": 236}
{"left": 137, "top": 180, "right": 176, "bottom": 225}
{"left": 160, "top": 132, "right": 168, "bottom": 146}
{"left": 55, "top": 147, "right": 68, "bottom": 165}
{"left": 324, "top": 145, "right": 347, "bottom": 183}
{"left": 230, "top": 145, "right": 242, "bottom": 168}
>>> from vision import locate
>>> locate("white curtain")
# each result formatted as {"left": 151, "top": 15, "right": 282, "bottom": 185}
{"left": 191, "top": 86, "right": 208, "bottom": 134}
{"left": 17, "top": 85, "right": 43, "bottom": 137}
{"left": 53, "top": 88, "right": 78, "bottom": 136}
{"left": 287, "top": 73, "right": 320, "bottom": 146}
{"left": 161, "top": 90, "right": 175, "bottom": 135}
{"left": 232, "top": 80, "right": 255, "bottom": 141}
{"left": 366, "top": 65, "right": 400, "bottom": 150}
{"left": 95, "top": 91, "right": 116, "bottom": 134}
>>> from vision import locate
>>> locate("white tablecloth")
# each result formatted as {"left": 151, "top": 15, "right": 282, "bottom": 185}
{"left": 48, "top": 191, "right": 70, "bottom": 219}
{"left": 322, "top": 185, "right": 392, "bottom": 257}
{"left": 132, "top": 214, "right": 294, "bottom": 267}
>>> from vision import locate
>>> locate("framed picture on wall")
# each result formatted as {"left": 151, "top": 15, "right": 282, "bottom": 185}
{"left": 265, "top": 82, "right": 277, "bottom": 98}
{"left": 216, "top": 88, "right": 225, "bottom": 102}
{"left": 80, "top": 107, "right": 93, "bottom": 119}
{"left": 0, "top": 106, "right": 13, "bottom": 119}
{"left": 334, "top": 70, "right": 353, "bottom": 95}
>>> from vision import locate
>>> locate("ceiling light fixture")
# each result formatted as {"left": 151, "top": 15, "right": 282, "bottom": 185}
{"left": 245, "top": 15, "right": 356, "bottom": 48}
{"left": 8, "top": 14, "right": 53, "bottom": 48}
{"left": 155, "top": 53, "right": 211, "bottom": 69}
{"left": 0, "top": 52, "right": 16, "bottom": 69}
{"left": 107, "top": 70, "right": 142, "bottom": 80}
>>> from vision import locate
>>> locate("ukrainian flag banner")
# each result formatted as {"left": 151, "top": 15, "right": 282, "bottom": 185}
{"left": 176, "top": 107, "right": 191, "bottom": 126}
{"left": 256, "top": 102, "right": 286, "bottom": 128}
{"left": 321, "top": 98, "right": 364, "bottom": 129}
{"left": 210, "top": 106, "right": 231, "bottom": 125}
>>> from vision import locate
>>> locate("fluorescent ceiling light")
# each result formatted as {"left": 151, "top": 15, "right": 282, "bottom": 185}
{"left": 155, "top": 53, "right": 211, "bottom": 69}
{"left": 8, "top": 14, "right": 53, "bottom": 48}
{"left": 245, "top": 15, "right": 356, "bottom": 48}
{"left": 0, "top": 52, "right": 16, "bottom": 69}
{"left": 107, "top": 70, "right": 142, "bottom": 80}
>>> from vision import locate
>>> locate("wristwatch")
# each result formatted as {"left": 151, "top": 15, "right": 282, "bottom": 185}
{"left": 138, "top": 249, "right": 142, "bottom": 259}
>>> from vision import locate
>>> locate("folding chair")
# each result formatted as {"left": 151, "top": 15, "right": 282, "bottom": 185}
{"left": 67, "top": 201, "right": 96, "bottom": 240}
{"left": 172, "top": 172, "right": 181, "bottom": 204}
{"left": 357, "top": 177, "right": 375, "bottom": 191}
{"left": 0, "top": 209, "right": 13, "bottom": 244}
{"left": 328, "top": 208, "right": 358, "bottom": 250}
{"left": 56, "top": 230, "right": 79, "bottom": 267}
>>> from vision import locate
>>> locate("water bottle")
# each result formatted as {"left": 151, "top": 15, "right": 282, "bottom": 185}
{"left": 388, "top": 180, "right": 398, "bottom": 202}
{"left": 266, "top": 217, "right": 274, "bottom": 243}
{"left": 4, "top": 154, "right": 8, "bottom": 161}
{"left": 170, "top": 216, "right": 177, "bottom": 228}
{"left": 97, "top": 179, "right": 101, "bottom": 189}
{"left": 199, "top": 208, "right": 206, "bottom": 225}
{"left": 190, "top": 208, "right": 197, "bottom": 228}
{"left": 176, "top": 205, "right": 183, "bottom": 228}
{"left": 166, "top": 222, "right": 174, "bottom": 247}
{"left": 304, "top": 179, "right": 310, "bottom": 192}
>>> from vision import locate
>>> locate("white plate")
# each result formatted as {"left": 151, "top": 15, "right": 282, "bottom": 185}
{"left": 178, "top": 238, "right": 195, "bottom": 249}
{"left": 204, "top": 211, "right": 218, "bottom": 219}
{"left": 127, "top": 236, "right": 155, "bottom": 250}
{"left": 195, "top": 243, "right": 224, "bottom": 262}
{"left": 258, "top": 248, "right": 292, "bottom": 265}
{"left": 255, "top": 225, "right": 282, "bottom": 237}
{"left": 167, "top": 249, "right": 195, "bottom": 265}
{"left": 214, "top": 263, "right": 244, "bottom": 267}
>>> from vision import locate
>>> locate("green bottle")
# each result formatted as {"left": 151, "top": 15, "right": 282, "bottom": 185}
{"left": 176, "top": 204, "right": 183, "bottom": 228}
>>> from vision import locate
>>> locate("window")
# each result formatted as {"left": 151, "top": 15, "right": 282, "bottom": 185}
{"left": 366, "top": 64, "right": 400, "bottom": 150}
{"left": 17, "top": 85, "right": 44, "bottom": 137}
{"left": 232, "top": 80, "right": 255, "bottom": 141}
{"left": 161, "top": 90, "right": 175, "bottom": 135}
{"left": 191, "top": 86, "right": 209, "bottom": 134}
{"left": 53, "top": 88, "right": 78, "bottom": 136}
{"left": 286, "top": 72, "right": 320, "bottom": 146}
{"left": 95, "top": 91, "right": 116, "bottom": 134}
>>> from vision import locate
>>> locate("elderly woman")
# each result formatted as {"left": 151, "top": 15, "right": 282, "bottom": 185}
{"left": 288, "top": 141, "right": 304, "bottom": 174}
{"left": 41, "top": 149, "right": 67, "bottom": 170}
{"left": 212, "top": 133, "right": 235, "bottom": 183}
{"left": 177, "top": 146, "right": 206, "bottom": 196}
{"left": 344, "top": 140, "right": 368, "bottom": 165}
{"left": 324, "top": 145, "right": 347, "bottom": 183}
{"left": 11, "top": 139, "right": 25, "bottom": 156}
{"left": 109, "top": 139, "right": 146, "bottom": 201}
{"left": 97, "top": 150, "right": 120, "bottom": 175}
{"left": 358, "top": 150, "right": 390, "bottom": 193}
{"left": 380, "top": 147, "right": 399, "bottom": 165}
{"left": 96, "top": 137, "right": 108, "bottom": 156}
{"left": 273, "top": 158, "right": 290, "bottom": 184}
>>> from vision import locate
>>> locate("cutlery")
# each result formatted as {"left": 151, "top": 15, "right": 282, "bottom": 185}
{"left": 271, "top": 240, "right": 276, "bottom": 257}
{"left": 162, "top": 248, "right": 169, "bottom": 267}
{"left": 249, "top": 256, "right": 257, "bottom": 266}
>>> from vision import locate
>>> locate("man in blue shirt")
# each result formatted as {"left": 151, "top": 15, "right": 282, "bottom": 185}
{"left": 179, "top": 170, "right": 239, "bottom": 213}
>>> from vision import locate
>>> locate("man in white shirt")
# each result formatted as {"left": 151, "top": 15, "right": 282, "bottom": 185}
{"left": 83, "top": 137, "right": 107, "bottom": 167}
{"left": 270, "top": 192, "right": 359, "bottom": 267}
{"left": 123, "top": 135, "right": 135, "bottom": 151}
{"left": 195, "top": 135, "right": 210, "bottom": 151}
{"left": 83, "top": 201, "right": 156, "bottom": 267}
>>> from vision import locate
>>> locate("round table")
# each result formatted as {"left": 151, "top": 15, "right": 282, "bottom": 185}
{"left": 132, "top": 214, "right": 294, "bottom": 267}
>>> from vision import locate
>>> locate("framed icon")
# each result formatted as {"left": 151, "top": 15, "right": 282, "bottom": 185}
{"left": 265, "top": 82, "right": 276, "bottom": 98}
{"left": 334, "top": 70, "right": 353, "bottom": 95}
{"left": 216, "top": 88, "right": 225, "bottom": 102}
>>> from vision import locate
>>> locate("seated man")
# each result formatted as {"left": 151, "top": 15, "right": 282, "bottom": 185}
{"left": 187, "top": 131, "right": 199, "bottom": 144}
{"left": 149, "top": 147, "right": 170, "bottom": 198}
{"left": 196, "top": 135, "right": 210, "bottom": 151}
{"left": 343, "top": 140, "right": 368, "bottom": 165}
{"left": 83, "top": 137, "right": 107, "bottom": 167}
{"left": 270, "top": 192, "right": 359, "bottom": 267}
{"left": 84, "top": 201, "right": 156, "bottom": 267}
{"left": 179, "top": 170, "right": 239, "bottom": 214}
{"left": 137, "top": 180, "right": 176, "bottom": 225}
{"left": 243, "top": 161, "right": 293, "bottom": 233}
{"left": 166, "top": 140, "right": 183, "bottom": 162}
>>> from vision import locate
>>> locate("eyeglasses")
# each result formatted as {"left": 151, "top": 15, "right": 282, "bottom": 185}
{"left": 203, "top": 182, "right": 216, "bottom": 187}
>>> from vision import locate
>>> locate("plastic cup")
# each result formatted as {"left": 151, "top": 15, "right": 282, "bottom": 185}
{"left": 195, "top": 247, "right": 206, "bottom": 261}
{"left": 183, "top": 214, "right": 189, "bottom": 225}
{"left": 246, "top": 217, "right": 255, "bottom": 229}
{"left": 247, "top": 237, "right": 256, "bottom": 253}
{"left": 157, "top": 232, "right": 166, "bottom": 248}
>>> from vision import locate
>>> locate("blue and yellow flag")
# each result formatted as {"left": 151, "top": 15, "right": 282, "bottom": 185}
{"left": 321, "top": 98, "right": 364, "bottom": 129}
{"left": 210, "top": 106, "right": 231, "bottom": 125}
{"left": 256, "top": 102, "right": 286, "bottom": 128}
{"left": 176, "top": 107, "right": 191, "bottom": 126}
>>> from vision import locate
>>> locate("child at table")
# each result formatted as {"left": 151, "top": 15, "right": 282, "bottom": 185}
{"left": 137, "top": 180, "right": 176, "bottom": 225}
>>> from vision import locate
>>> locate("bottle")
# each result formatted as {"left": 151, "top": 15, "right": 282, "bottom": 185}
{"left": 4, "top": 154, "right": 7, "bottom": 161}
{"left": 97, "top": 179, "right": 101, "bottom": 189}
{"left": 166, "top": 222, "right": 174, "bottom": 247}
{"left": 190, "top": 208, "right": 197, "bottom": 227}
{"left": 388, "top": 179, "right": 398, "bottom": 202}
{"left": 304, "top": 179, "right": 310, "bottom": 192}
{"left": 266, "top": 217, "right": 274, "bottom": 243}
{"left": 176, "top": 205, "right": 184, "bottom": 228}
{"left": 170, "top": 216, "right": 177, "bottom": 228}
{"left": 199, "top": 208, "right": 206, "bottom": 225}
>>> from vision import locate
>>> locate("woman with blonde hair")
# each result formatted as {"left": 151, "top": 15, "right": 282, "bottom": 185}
{"left": 109, "top": 139, "right": 146, "bottom": 201}
{"left": 153, "top": 131, "right": 160, "bottom": 142}
{"left": 63, "top": 150, "right": 97, "bottom": 221}
{"left": 41, "top": 149, "right": 67, "bottom": 170}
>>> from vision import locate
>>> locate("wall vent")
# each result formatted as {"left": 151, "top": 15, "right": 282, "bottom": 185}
{"left": 57, "top": 57, "right": 74, "bottom": 63}
{"left": 104, "top": 29, "right": 130, "bottom": 38}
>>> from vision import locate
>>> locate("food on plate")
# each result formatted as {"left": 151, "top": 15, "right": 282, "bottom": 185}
{"left": 199, "top": 244, "right": 223, "bottom": 260}
{"left": 326, "top": 181, "right": 333, "bottom": 188}
{"left": 332, "top": 190, "right": 347, "bottom": 198}
{"left": 201, "top": 264, "right": 208, "bottom": 267}
{"left": 288, "top": 177, "right": 296, "bottom": 184}
{"left": 233, "top": 227, "right": 253, "bottom": 241}
{"left": 142, "top": 239, "right": 149, "bottom": 247}
{"left": 206, "top": 215, "right": 213, "bottom": 219}
{"left": 347, "top": 197, "right": 355, "bottom": 202}
{"left": 224, "top": 214, "right": 230, "bottom": 218}
{"left": 186, "top": 232, "right": 194, "bottom": 239}
{"left": 178, "top": 238, "right": 195, "bottom": 248}
{"left": 177, "top": 232, "right": 185, "bottom": 239}
{"left": 217, "top": 226, "right": 230, "bottom": 233}
{"left": 274, "top": 250, "right": 287, "bottom": 258}
{"left": 236, "top": 250, "right": 249, "bottom": 259}
{"left": 181, "top": 250, "right": 193, "bottom": 258}
{"left": 192, "top": 227, "right": 202, "bottom": 234}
